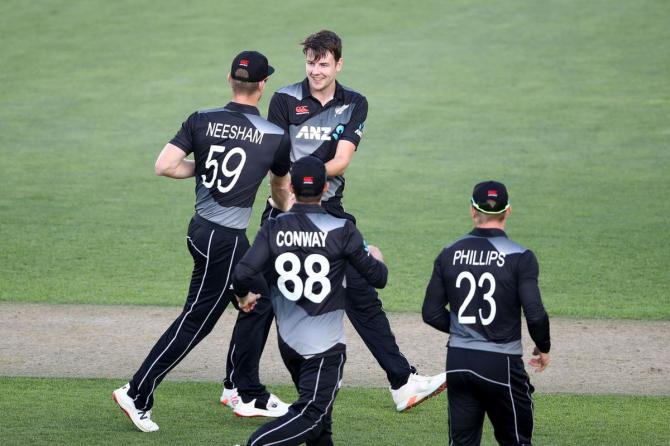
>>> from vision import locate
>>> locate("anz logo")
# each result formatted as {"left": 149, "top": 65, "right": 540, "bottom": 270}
{"left": 296, "top": 125, "right": 345, "bottom": 141}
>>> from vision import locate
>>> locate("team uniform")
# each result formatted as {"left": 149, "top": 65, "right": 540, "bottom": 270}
{"left": 233, "top": 202, "right": 388, "bottom": 446}
{"left": 422, "top": 227, "right": 551, "bottom": 445}
{"left": 223, "top": 79, "right": 418, "bottom": 409}
{"left": 118, "top": 101, "right": 290, "bottom": 417}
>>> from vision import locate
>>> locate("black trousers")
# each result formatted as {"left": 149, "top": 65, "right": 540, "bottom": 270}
{"left": 224, "top": 263, "right": 413, "bottom": 399}
{"left": 446, "top": 347, "right": 535, "bottom": 446}
{"left": 247, "top": 352, "right": 346, "bottom": 446}
{"left": 128, "top": 215, "right": 248, "bottom": 411}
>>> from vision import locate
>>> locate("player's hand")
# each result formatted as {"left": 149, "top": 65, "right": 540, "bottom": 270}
{"left": 367, "top": 245, "right": 384, "bottom": 262}
{"left": 529, "top": 346, "right": 550, "bottom": 372}
{"left": 236, "top": 292, "right": 260, "bottom": 313}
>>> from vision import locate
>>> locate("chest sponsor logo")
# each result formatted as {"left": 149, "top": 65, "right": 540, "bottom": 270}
{"left": 296, "top": 125, "right": 332, "bottom": 141}
{"left": 334, "top": 104, "right": 350, "bottom": 115}
{"left": 295, "top": 105, "right": 309, "bottom": 115}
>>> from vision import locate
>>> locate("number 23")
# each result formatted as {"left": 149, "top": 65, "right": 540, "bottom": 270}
{"left": 456, "top": 271, "right": 497, "bottom": 325}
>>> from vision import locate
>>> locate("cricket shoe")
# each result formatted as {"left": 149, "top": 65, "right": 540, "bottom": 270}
{"left": 390, "top": 372, "right": 447, "bottom": 412}
{"left": 221, "top": 387, "right": 290, "bottom": 417}
{"left": 112, "top": 383, "right": 159, "bottom": 432}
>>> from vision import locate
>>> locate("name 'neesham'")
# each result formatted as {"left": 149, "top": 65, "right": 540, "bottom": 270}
{"left": 206, "top": 122, "right": 264, "bottom": 144}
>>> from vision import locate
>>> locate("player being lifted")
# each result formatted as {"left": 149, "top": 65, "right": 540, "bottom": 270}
{"left": 233, "top": 156, "right": 388, "bottom": 446}
{"left": 422, "top": 181, "right": 551, "bottom": 445}
{"left": 221, "top": 29, "right": 446, "bottom": 418}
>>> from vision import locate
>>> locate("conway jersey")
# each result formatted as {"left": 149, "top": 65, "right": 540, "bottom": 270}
{"left": 267, "top": 79, "right": 367, "bottom": 212}
{"left": 170, "top": 102, "right": 291, "bottom": 229}
{"left": 422, "top": 228, "right": 550, "bottom": 355}
{"left": 233, "top": 203, "right": 387, "bottom": 358}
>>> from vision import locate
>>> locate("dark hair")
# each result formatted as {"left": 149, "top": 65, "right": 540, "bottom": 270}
{"left": 302, "top": 30, "right": 342, "bottom": 61}
{"left": 230, "top": 69, "right": 261, "bottom": 95}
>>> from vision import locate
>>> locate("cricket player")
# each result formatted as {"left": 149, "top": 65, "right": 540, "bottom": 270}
{"left": 112, "top": 50, "right": 292, "bottom": 432}
{"left": 422, "top": 181, "right": 551, "bottom": 445}
{"left": 222, "top": 30, "right": 446, "bottom": 418}
{"left": 233, "top": 156, "right": 388, "bottom": 445}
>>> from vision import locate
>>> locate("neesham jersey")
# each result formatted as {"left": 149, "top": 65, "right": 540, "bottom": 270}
{"left": 422, "top": 227, "right": 551, "bottom": 356}
{"left": 233, "top": 203, "right": 387, "bottom": 358}
{"left": 170, "top": 102, "right": 291, "bottom": 229}
{"left": 267, "top": 79, "right": 367, "bottom": 212}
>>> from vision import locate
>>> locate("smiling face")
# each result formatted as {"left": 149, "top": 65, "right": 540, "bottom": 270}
{"left": 305, "top": 49, "right": 342, "bottom": 96}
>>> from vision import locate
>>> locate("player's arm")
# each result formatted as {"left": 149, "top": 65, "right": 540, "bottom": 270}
{"left": 155, "top": 143, "right": 195, "bottom": 178}
{"left": 326, "top": 95, "right": 368, "bottom": 177}
{"left": 422, "top": 253, "right": 451, "bottom": 333}
{"left": 518, "top": 250, "right": 551, "bottom": 371}
{"left": 157, "top": 112, "right": 197, "bottom": 178}
{"left": 268, "top": 132, "right": 293, "bottom": 211}
{"left": 232, "top": 225, "right": 272, "bottom": 311}
{"left": 343, "top": 223, "right": 388, "bottom": 289}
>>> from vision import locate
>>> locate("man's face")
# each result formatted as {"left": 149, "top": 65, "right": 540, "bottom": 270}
{"left": 305, "top": 49, "right": 342, "bottom": 94}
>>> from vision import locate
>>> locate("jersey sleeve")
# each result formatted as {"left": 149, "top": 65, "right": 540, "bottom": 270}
{"left": 168, "top": 111, "right": 198, "bottom": 155}
{"left": 267, "top": 92, "right": 289, "bottom": 131}
{"left": 518, "top": 250, "right": 551, "bottom": 353}
{"left": 339, "top": 94, "right": 368, "bottom": 148}
{"left": 422, "top": 252, "right": 451, "bottom": 333}
{"left": 343, "top": 222, "right": 387, "bottom": 289}
{"left": 232, "top": 224, "right": 272, "bottom": 297}
{"left": 270, "top": 132, "right": 291, "bottom": 176}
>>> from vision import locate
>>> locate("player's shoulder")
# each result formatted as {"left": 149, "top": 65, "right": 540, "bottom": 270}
{"left": 487, "top": 236, "right": 529, "bottom": 256}
{"left": 275, "top": 82, "right": 305, "bottom": 100}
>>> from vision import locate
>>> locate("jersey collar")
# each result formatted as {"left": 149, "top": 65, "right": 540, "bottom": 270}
{"left": 224, "top": 101, "right": 260, "bottom": 116}
{"left": 289, "top": 203, "right": 328, "bottom": 214}
{"left": 300, "top": 78, "right": 346, "bottom": 103}
{"left": 470, "top": 227, "right": 507, "bottom": 238}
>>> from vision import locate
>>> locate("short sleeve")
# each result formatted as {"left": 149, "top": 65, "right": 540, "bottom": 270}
{"left": 339, "top": 95, "right": 368, "bottom": 148}
{"left": 169, "top": 112, "right": 198, "bottom": 155}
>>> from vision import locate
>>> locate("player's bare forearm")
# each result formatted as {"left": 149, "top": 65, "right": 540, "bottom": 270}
{"left": 270, "top": 173, "right": 292, "bottom": 211}
{"left": 325, "top": 140, "right": 355, "bottom": 176}
{"left": 155, "top": 143, "right": 195, "bottom": 178}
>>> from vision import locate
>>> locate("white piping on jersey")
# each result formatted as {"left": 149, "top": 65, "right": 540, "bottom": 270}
{"left": 251, "top": 357, "right": 325, "bottom": 446}
{"left": 508, "top": 357, "right": 520, "bottom": 444}
{"left": 187, "top": 236, "right": 208, "bottom": 258}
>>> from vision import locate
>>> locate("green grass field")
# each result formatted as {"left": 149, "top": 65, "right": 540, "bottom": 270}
{"left": 2, "top": 377, "right": 669, "bottom": 446}
{"left": 1, "top": 0, "right": 668, "bottom": 318}
{"left": 1, "top": 1, "right": 669, "bottom": 445}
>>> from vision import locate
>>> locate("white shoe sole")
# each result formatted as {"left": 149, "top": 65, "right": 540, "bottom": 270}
{"left": 112, "top": 389, "right": 159, "bottom": 432}
{"left": 397, "top": 380, "right": 448, "bottom": 412}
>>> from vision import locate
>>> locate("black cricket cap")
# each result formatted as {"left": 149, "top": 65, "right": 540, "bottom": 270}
{"left": 471, "top": 181, "right": 510, "bottom": 214}
{"left": 230, "top": 50, "right": 275, "bottom": 82}
{"left": 291, "top": 156, "right": 326, "bottom": 197}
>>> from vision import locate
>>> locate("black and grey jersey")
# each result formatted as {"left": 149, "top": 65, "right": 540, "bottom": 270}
{"left": 422, "top": 228, "right": 551, "bottom": 356}
{"left": 233, "top": 203, "right": 387, "bottom": 358}
{"left": 267, "top": 79, "right": 367, "bottom": 212}
{"left": 170, "top": 102, "right": 290, "bottom": 229}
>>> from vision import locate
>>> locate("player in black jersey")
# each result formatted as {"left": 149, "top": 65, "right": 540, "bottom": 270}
{"left": 233, "top": 156, "right": 388, "bottom": 446}
{"left": 222, "top": 29, "right": 446, "bottom": 417}
{"left": 422, "top": 181, "right": 551, "bottom": 446}
{"left": 112, "top": 51, "right": 292, "bottom": 432}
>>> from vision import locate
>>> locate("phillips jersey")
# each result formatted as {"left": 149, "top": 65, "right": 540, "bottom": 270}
{"left": 422, "top": 227, "right": 551, "bottom": 355}
{"left": 170, "top": 102, "right": 291, "bottom": 229}
{"left": 232, "top": 203, "right": 387, "bottom": 358}
{"left": 267, "top": 79, "right": 367, "bottom": 211}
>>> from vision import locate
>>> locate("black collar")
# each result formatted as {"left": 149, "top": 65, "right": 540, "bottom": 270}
{"left": 288, "top": 203, "right": 328, "bottom": 214}
{"left": 300, "top": 78, "right": 345, "bottom": 103}
{"left": 224, "top": 101, "right": 260, "bottom": 116}
{"left": 469, "top": 227, "right": 507, "bottom": 238}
